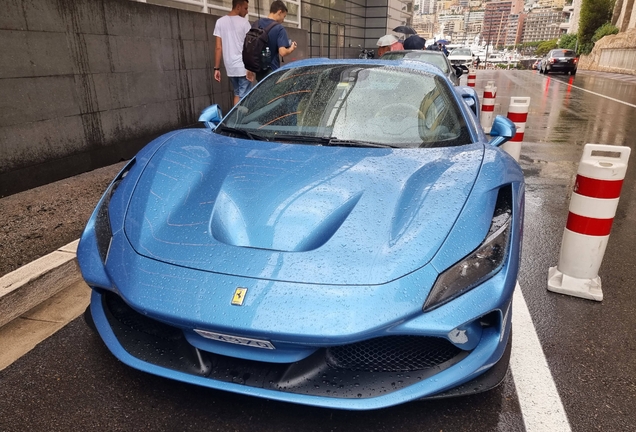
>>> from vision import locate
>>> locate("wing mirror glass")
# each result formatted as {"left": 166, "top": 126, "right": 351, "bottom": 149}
{"left": 488, "top": 115, "right": 516, "bottom": 147}
{"left": 453, "top": 66, "right": 464, "bottom": 77}
{"left": 199, "top": 104, "right": 223, "bottom": 129}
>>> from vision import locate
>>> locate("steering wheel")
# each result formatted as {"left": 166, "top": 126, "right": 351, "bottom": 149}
{"left": 374, "top": 103, "right": 425, "bottom": 119}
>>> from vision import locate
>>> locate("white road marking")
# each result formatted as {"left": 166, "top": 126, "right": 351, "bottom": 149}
{"left": 511, "top": 284, "right": 572, "bottom": 432}
{"left": 549, "top": 76, "right": 636, "bottom": 109}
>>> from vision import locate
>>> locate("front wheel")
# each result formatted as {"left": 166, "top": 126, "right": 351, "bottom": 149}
{"left": 84, "top": 305, "right": 97, "bottom": 332}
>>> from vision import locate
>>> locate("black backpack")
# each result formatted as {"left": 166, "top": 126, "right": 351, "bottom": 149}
{"left": 242, "top": 21, "right": 279, "bottom": 73}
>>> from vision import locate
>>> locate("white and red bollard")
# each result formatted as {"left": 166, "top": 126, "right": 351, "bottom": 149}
{"left": 467, "top": 70, "right": 476, "bottom": 87}
{"left": 501, "top": 96, "right": 530, "bottom": 161}
{"left": 548, "top": 144, "right": 631, "bottom": 301}
{"left": 480, "top": 80, "right": 496, "bottom": 133}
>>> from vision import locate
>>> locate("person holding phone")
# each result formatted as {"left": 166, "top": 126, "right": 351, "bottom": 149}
{"left": 248, "top": 0, "right": 297, "bottom": 82}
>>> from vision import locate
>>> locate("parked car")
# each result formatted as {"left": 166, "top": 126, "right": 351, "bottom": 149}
{"left": 380, "top": 49, "right": 464, "bottom": 85}
{"left": 447, "top": 47, "right": 474, "bottom": 71}
{"left": 539, "top": 49, "right": 578, "bottom": 75}
{"left": 78, "top": 58, "right": 524, "bottom": 410}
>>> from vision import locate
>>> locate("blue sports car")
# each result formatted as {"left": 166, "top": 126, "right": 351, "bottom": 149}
{"left": 78, "top": 59, "right": 524, "bottom": 410}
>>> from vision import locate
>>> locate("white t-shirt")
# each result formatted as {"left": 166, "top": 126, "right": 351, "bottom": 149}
{"left": 213, "top": 15, "right": 251, "bottom": 77}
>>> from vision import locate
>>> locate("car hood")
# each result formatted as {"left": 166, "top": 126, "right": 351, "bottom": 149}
{"left": 124, "top": 130, "right": 484, "bottom": 285}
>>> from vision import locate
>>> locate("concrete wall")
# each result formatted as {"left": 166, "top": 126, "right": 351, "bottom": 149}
{"left": 0, "top": 0, "right": 307, "bottom": 197}
{"left": 579, "top": 28, "right": 636, "bottom": 76}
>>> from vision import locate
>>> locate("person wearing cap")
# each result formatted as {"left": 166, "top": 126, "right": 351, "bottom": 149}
{"left": 403, "top": 35, "right": 426, "bottom": 50}
{"left": 376, "top": 34, "right": 404, "bottom": 57}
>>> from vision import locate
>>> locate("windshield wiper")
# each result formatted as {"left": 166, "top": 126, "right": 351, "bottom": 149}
{"left": 325, "top": 138, "right": 398, "bottom": 148}
{"left": 271, "top": 134, "right": 397, "bottom": 148}
{"left": 215, "top": 125, "right": 269, "bottom": 141}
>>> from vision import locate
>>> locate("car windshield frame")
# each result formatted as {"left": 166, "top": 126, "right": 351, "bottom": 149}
{"left": 216, "top": 63, "right": 472, "bottom": 149}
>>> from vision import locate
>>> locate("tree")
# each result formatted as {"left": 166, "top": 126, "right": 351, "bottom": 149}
{"left": 578, "top": 0, "right": 615, "bottom": 53}
{"left": 592, "top": 22, "right": 619, "bottom": 42}
{"left": 536, "top": 39, "right": 558, "bottom": 56}
{"left": 558, "top": 34, "right": 578, "bottom": 50}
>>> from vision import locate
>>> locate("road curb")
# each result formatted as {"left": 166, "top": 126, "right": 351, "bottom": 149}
{"left": 0, "top": 239, "right": 82, "bottom": 328}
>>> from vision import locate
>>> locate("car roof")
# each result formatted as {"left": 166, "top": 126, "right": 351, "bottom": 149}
{"left": 277, "top": 57, "right": 448, "bottom": 80}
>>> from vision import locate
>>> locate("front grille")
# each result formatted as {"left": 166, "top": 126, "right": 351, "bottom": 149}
{"left": 325, "top": 336, "right": 462, "bottom": 372}
{"left": 98, "top": 292, "right": 471, "bottom": 398}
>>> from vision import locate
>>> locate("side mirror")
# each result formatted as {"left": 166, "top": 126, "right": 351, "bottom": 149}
{"left": 453, "top": 65, "right": 464, "bottom": 77}
{"left": 488, "top": 115, "right": 516, "bottom": 147}
{"left": 198, "top": 104, "right": 223, "bottom": 129}
{"left": 455, "top": 86, "right": 480, "bottom": 118}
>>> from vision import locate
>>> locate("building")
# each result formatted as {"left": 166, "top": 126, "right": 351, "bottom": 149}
{"left": 483, "top": 1, "right": 512, "bottom": 47}
{"left": 137, "top": 0, "right": 414, "bottom": 58}
{"left": 416, "top": 0, "right": 437, "bottom": 15}
{"left": 505, "top": 13, "right": 526, "bottom": 46}
{"left": 537, "top": 0, "right": 565, "bottom": 8}
{"left": 560, "top": 2, "right": 575, "bottom": 34}
{"left": 438, "top": 13, "right": 466, "bottom": 40}
{"left": 413, "top": 11, "right": 437, "bottom": 38}
{"left": 522, "top": 8, "right": 563, "bottom": 42}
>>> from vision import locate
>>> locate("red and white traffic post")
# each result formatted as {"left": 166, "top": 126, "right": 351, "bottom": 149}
{"left": 548, "top": 144, "right": 631, "bottom": 301}
{"left": 467, "top": 70, "right": 476, "bottom": 87}
{"left": 501, "top": 96, "right": 530, "bottom": 162}
{"left": 480, "top": 80, "right": 496, "bottom": 133}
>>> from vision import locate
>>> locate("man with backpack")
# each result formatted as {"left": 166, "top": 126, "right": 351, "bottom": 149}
{"left": 244, "top": 0, "right": 297, "bottom": 82}
{"left": 213, "top": 0, "right": 252, "bottom": 105}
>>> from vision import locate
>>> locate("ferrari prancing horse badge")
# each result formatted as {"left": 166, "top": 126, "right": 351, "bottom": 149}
{"left": 232, "top": 287, "right": 247, "bottom": 306}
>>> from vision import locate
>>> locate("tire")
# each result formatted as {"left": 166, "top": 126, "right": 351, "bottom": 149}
{"left": 84, "top": 305, "right": 97, "bottom": 333}
{"left": 571, "top": 69, "right": 577, "bottom": 76}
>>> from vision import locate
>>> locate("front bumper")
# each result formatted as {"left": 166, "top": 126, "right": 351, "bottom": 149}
{"left": 88, "top": 282, "right": 513, "bottom": 409}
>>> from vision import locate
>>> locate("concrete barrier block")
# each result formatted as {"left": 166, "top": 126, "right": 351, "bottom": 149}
{"left": 0, "top": 0, "right": 28, "bottom": 30}
{"left": 193, "top": 13, "right": 207, "bottom": 41}
{"left": 83, "top": 34, "right": 113, "bottom": 74}
{"left": 0, "top": 116, "right": 87, "bottom": 173}
{"left": 23, "top": 0, "right": 65, "bottom": 33}
{"left": 0, "top": 242, "right": 82, "bottom": 328}
{"left": 0, "top": 31, "right": 30, "bottom": 79}
{"left": 177, "top": 10, "right": 195, "bottom": 41}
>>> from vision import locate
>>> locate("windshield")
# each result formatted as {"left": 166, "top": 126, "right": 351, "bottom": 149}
{"left": 450, "top": 48, "right": 472, "bottom": 57}
{"left": 380, "top": 52, "right": 449, "bottom": 73}
{"left": 219, "top": 64, "right": 471, "bottom": 148}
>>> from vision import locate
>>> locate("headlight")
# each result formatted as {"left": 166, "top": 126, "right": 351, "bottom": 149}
{"left": 423, "top": 186, "right": 513, "bottom": 312}
{"left": 94, "top": 159, "right": 135, "bottom": 263}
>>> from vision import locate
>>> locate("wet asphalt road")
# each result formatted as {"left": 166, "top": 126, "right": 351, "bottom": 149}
{"left": 1, "top": 69, "right": 635, "bottom": 431}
